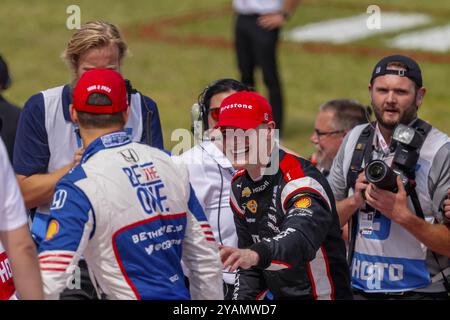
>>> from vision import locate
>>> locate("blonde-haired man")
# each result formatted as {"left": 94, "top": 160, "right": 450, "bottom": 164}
{"left": 13, "top": 21, "right": 163, "bottom": 299}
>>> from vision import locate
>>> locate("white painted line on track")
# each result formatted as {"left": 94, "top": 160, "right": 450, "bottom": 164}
{"left": 388, "top": 24, "right": 450, "bottom": 52}
{"left": 284, "top": 13, "right": 432, "bottom": 44}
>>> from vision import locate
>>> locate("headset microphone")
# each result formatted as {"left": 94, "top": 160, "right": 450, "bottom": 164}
{"left": 191, "top": 78, "right": 250, "bottom": 142}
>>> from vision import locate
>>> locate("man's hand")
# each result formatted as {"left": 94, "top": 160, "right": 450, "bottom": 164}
{"left": 335, "top": 171, "right": 369, "bottom": 227}
{"left": 219, "top": 245, "right": 260, "bottom": 272}
{"left": 257, "top": 13, "right": 285, "bottom": 30}
{"left": 354, "top": 171, "right": 369, "bottom": 208}
{"left": 16, "top": 147, "right": 86, "bottom": 209}
{"left": 444, "top": 189, "right": 450, "bottom": 220}
{"left": 364, "top": 175, "right": 411, "bottom": 223}
{"left": 365, "top": 177, "right": 450, "bottom": 257}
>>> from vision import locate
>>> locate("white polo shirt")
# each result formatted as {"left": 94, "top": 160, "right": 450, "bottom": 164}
{"left": 175, "top": 140, "right": 238, "bottom": 285}
{"left": 233, "top": 0, "right": 283, "bottom": 15}
{"left": 0, "top": 137, "right": 27, "bottom": 300}
{"left": 0, "top": 137, "right": 27, "bottom": 231}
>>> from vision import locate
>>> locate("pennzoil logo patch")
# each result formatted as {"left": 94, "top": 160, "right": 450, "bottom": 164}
{"left": 294, "top": 196, "right": 312, "bottom": 209}
{"left": 246, "top": 200, "right": 258, "bottom": 214}
{"left": 45, "top": 220, "right": 60, "bottom": 241}
{"left": 242, "top": 187, "right": 252, "bottom": 198}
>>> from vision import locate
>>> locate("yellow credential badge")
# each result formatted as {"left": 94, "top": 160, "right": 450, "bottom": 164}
{"left": 45, "top": 220, "right": 60, "bottom": 241}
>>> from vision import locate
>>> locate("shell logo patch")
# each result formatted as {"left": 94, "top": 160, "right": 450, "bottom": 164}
{"left": 45, "top": 220, "right": 60, "bottom": 241}
{"left": 246, "top": 200, "right": 258, "bottom": 214}
{"left": 294, "top": 196, "right": 312, "bottom": 209}
{"left": 242, "top": 187, "right": 252, "bottom": 198}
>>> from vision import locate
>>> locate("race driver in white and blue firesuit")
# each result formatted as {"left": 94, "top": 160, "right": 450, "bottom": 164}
{"left": 38, "top": 69, "right": 223, "bottom": 300}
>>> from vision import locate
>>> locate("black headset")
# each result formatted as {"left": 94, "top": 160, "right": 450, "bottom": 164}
{"left": 194, "top": 78, "right": 250, "bottom": 133}
{"left": 0, "top": 55, "right": 12, "bottom": 90}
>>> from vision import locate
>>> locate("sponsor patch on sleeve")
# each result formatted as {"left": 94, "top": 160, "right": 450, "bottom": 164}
{"left": 242, "top": 187, "right": 252, "bottom": 198}
{"left": 294, "top": 196, "right": 312, "bottom": 209}
{"left": 246, "top": 200, "right": 258, "bottom": 214}
{"left": 45, "top": 220, "right": 60, "bottom": 241}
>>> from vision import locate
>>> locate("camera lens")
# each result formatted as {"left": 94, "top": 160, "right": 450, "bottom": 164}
{"left": 367, "top": 162, "right": 386, "bottom": 181}
{"left": 365, "top": 159, "right": 398, "bottom": 192}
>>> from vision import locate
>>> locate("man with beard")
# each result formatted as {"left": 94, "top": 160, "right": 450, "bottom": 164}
{"left": 13, "top": 21, "right": 164, "bottom": 299}
{"left": 310, "top": 99, "right": 370, "bottom": 177}
{"left": 310, "top": 99, "right": 370, "bottom": 242}
{"left": 328, "top": 55, "right": 450, "bottom": 299}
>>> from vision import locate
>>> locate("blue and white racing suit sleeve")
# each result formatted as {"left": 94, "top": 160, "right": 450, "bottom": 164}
{"left": 178, "top": 163, "right": 223, "bottom": 300}
{"left": 187, "top": 184, "right": 209, "bottom": 224}
{"left": 37, "top": 180, "right": 95, "bottom": 300}
{"left": 182, "top": 205, "right": 224, "bottom": 300}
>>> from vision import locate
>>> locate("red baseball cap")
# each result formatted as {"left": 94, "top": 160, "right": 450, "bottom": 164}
{"left": 215, "top": 91, "right": 273, "bottom": 130}
{"left": 72, "top": 69, "right": 128, "bottom": 114}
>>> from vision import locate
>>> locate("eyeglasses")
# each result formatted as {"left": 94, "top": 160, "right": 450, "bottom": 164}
{"left": 208, "top": 108, "right": 220, "bottom": 121}
{"left": 313, "top": 129, "right": 345, "bottom": 139}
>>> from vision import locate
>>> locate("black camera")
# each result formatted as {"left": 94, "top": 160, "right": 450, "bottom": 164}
{"left": 365, "top": 159, "right": 406, "bottom": 193}
{"left": 365, "top": 124, "right": 426, "bottom": 193}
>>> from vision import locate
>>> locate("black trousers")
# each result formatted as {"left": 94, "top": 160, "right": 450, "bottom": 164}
{"left": 234, "top": 14, "right": 283, "bottom": 132}
{"left": 223, "top": 282, "right": 235, "bottom": 300}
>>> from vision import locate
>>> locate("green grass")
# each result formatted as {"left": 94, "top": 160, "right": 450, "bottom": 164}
{"left": 1, "top": 0, "right": 449, "bottom": 158}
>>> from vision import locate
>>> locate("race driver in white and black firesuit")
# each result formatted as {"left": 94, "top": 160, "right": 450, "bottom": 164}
{"left": 217, "top": 91, "right": 353, "bottom": 300}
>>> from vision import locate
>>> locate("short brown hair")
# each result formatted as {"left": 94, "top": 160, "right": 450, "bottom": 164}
{"left": 320, "top": 99, "right": 370, "bottom": 132}
{"left": 76, "top": 92, "right": 126, "bottom": 128}
{"left": 63, "top": 21, "right": 128, "bottom": 72}
{"left": 77, "top": 112, "right": 125, "bottom": 129}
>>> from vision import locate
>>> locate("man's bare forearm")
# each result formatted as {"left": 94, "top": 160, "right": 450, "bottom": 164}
{"left": 336, "top": 196, "right": 359, "bottom": 227}
{"left": 16, "top": 164, "right": 72, "bottom": 209}
{"left": 397, "top": 211, "right": 450, "bottom": 257}
{"left": 0, "top": 225, "right": 44, "bottom": 299}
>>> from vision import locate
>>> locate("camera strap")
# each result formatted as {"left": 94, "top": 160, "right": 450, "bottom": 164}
{"left": 406, "top": 121, "right": 449, "bottom": 295}
{"left": 144, "top": 98, "right": 153, "bottom": 146}
{"left": 346, "top": 123, "right": 375, "bottom": 265}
